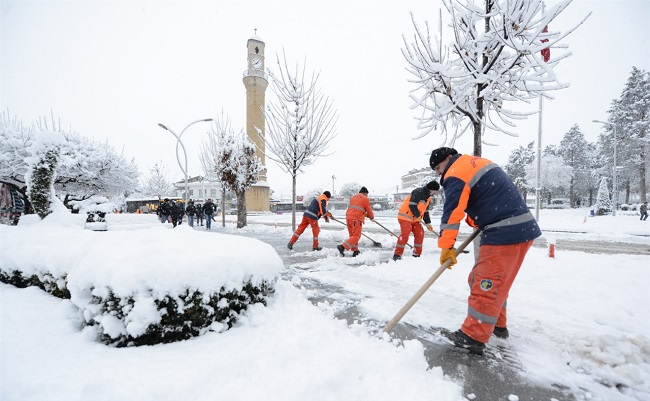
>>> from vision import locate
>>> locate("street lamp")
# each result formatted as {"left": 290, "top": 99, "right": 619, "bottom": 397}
{"left": 592, "top": 120, "right": 617, "bottom": 216}
{"left": 332, "top": 175, "right": 336, "bottom": 196}
{"left": 158, "top": 118, "right": 213, "bottom": 201}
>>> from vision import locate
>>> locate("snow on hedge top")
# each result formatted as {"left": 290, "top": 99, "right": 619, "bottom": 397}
{"left": 0, "top": 214, "right": 282, "bottom": 297}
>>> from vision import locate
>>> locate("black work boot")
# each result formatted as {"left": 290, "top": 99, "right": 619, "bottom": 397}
{"left": 446, "top": 330, "right": 485, "bottom": 355}
{"left": 493, "top": 326, "right": 510, "bottom": 339}
{"left": 412, "top": 254, "right": 421, "bottom": 258}
{"left": 336, "top": 245, "right": 345, "bottom": 256}
{"left": 287, "top": 242, "right": 293, "bottom": 250}
{"left": 313, "top": 246, "right": 323, "bottom": 251}
{"left": 352, "top": 250, "right": 361, "bottom": 257}
{"left": 392, "top": 254, "right": 402, "bottom": 261}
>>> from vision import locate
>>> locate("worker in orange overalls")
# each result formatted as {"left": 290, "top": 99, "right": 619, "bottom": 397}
{"left": 430, "top": 147, "right": 541, "bottom": 355}
{"left": 337, "top": 186, "right": 374, "bottom": 257}
{"left": 287, "top": 191, "right": 332, "bottom": 251}
{"left": 392, "top": 180, "right": 440, "bottom": 261}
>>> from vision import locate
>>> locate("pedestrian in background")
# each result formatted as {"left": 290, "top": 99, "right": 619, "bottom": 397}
{"left": 640, "top": 201, "right": 648, "bottom": 221}
{"left": 287, "top": 191, "right": 332, "bottom": 251}
{"left": 158, "top": 198, "right": 172, "bottom": 224}
{"left": 185, "top": 200, "right": 196, "bottom": 227}
{"left": 196, "top": 203, "right": 204, "bottom": 226}
{"left": 392, "top": 181, "right": 439, "bottom": 261}
{"left": 170, "top": 200, "right": 184, "bottom": 228}
{"left": 337, "top": 186, "right": 374, "bottom": 257}
{"left": 430, "top": 147, "right": 541, "bottom": 355}
{"left": 203, "top": 199, "right": 216, "bottom": 230}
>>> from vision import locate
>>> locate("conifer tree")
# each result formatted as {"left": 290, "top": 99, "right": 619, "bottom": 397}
{"left": 595, "top": 176, "right": 612, "bottom": 216}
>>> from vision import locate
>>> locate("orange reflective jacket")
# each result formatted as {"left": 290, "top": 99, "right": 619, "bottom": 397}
{"left": 346, "top": 193, "right": 374, "bottom": 222}
{"left": 397, "top": 187, "right": 432, "bottom": 224}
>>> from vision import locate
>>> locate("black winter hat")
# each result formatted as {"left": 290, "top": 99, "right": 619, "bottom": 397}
{"left": 429, "top": 147, "right": 458, "bottom": 169}
{"left": 323, "top": 191, "right": 331, "bottom": 199}
{"left": 425, "top": 181, "right": 440, "bottom": 191}
{"left": 359, "top": 186, "right": 369, "bottom": 194}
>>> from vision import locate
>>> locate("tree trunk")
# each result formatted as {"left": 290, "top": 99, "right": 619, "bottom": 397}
{"left": 639, "top": 162, "right": 647, "bottom": 203}
{"left": 236, "top": 190, "right": 247, "bottom": 228}
{"left": 221, "top": 188, "right": 226, "bottom": 228}
{"left": 291, "top": 173, "right": 297, "bottom": 232}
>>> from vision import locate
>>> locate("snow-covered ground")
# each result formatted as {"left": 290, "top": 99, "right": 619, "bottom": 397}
{"left": 1, "top": 206, "right": 649, "bottom": 401}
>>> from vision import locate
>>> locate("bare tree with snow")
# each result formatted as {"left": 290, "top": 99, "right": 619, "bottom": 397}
{"left": 140, "top": 162, "right": 173, "bottom": 199}
{"left": 262, "top": 51, "right": 339, "bottom": 231}
{"left": 402, "top": 0, "right": 588, "bottom": 156}
{"left": 200, "top": 113, "right": 261, "bottom": 228}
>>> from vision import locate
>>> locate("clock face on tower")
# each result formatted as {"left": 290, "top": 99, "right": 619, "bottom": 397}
{"left": 251, "top": 57, "right": 262, "bottom": 69}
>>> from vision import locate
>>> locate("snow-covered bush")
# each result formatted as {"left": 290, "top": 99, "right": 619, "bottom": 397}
{"left": 0, "top": 217, "right": 281, "bottom": 347}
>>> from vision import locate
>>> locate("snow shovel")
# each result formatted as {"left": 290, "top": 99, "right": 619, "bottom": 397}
{"left": 330, "top": 216, "right": 383, "bottom": 247}
{"left": 372, "top": 220, "right": 413, "bottom": 249}
{"left": 383, "top": 228, "right": 481, "bottom": 334}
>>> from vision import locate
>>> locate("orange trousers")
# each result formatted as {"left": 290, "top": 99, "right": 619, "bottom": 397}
{"left": 394, "top": 220, "right": 425, "bottom": 256}
{"left": 290, "top": 216, "right": 320, "bottom": 248}
{"left": 461, "top": 240, "right": 533, "bottom": 343}
{"left": 342, "top": 218, "right": 363, "bottom": 251}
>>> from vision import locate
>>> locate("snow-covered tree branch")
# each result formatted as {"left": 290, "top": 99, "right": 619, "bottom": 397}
{"left": 403, "top": 0, "right": 589, "bottom": 155}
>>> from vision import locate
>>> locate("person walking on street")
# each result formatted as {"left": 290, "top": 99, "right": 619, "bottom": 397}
{"left": 430, "top": 147, "right": 541, "bottom": 355}
{"left": 185, "top": 200, "right": 196, "bottom": 227}
{"left": 170, "top": 200, "right": 184, "bottom": 228}
{"left": 337, "top": 186, "right": 374, "bottom": 257}
{"left": 203, "top": 199, "right": 216, "bottom": 230}
{"left": 196, "top": 203, "right": 204, "bottom": 226}
{"left": 392, "top": 181, "right": 439, "bottom": 261}
{"left": 640, "top": 202, "right": 648, "bottom": 221}
{"left": 158, "top": 199, "right": 172, "bottom": 224}
{"left": 287, "top": 191, "right": 332, "bottom": 251}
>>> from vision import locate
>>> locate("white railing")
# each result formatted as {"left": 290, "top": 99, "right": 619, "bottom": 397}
{"left": 243, "top": 69, "right": 268, "bottom": 80}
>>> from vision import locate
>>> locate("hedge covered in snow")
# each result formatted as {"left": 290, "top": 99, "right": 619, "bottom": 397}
{"left": 0, "top": 212, "right": 282, "bottom": 347}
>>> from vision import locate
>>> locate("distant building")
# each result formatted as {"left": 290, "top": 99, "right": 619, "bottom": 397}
{"left": 171, "top": 176, "right": 235, "bottom": 209}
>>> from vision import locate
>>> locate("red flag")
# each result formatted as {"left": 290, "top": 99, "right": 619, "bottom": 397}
{"left": 541, "top": 25, "right": 550, "bottom": 62}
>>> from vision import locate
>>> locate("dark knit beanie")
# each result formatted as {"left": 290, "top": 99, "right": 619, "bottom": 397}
{"left": 359, "top": 186, "right": 369, "bottom": 194}
{"left": 429, "top": 147, "right": 458, "bottom": 169}
{"left": 425, "top": 181, "right": 440, "bottom": 191}
{"left": 323, "top": 191, "right": 331, "bottom": 199}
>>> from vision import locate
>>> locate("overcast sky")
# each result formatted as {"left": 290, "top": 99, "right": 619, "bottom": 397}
{"left": 2, "top": 0, "right": 649, "bottom": 198}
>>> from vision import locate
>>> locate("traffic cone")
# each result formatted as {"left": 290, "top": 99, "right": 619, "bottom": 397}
{"left": 549, "top": 244, "right": 555, "bottom": 258}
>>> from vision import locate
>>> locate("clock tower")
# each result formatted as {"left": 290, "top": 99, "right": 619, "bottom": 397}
{"left": 242, "top": 33, "right": 270, "bottom": 212}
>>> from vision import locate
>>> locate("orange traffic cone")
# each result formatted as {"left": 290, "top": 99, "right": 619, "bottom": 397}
{"left": 549, "top": 244, "right": 555, "bottom": 258}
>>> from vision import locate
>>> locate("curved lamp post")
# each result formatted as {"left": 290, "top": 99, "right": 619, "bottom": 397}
{"left": 158, "top": 118, "right": 213, "bottom": 201}
{"left": 592, "top": 119, "right": 617, "bottom": 216}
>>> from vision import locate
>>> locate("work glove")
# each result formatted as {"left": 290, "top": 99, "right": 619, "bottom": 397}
{"left": 414, "top": 217, "right": 422, "bottom": 223}
{"left": 440, "top": 248, "right": 457, "bottom": 269}
{"left": 426, "top": 224, "right": 434, "bottom": 232}
{"left": 324, "top": 216, "right": 330, "bottom": 223}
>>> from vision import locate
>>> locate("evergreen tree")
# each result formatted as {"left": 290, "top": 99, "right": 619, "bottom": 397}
{"left": 558, "top": 125, "right": 592, "bottom": 207}
{"left": 27, "top": 149, "right": 59, "bottom": 219}
{"left": 505, "top": 142, "right": 535, "bottom": 200}
{"left": 606, "top": 67, "right": 649, "bottom": 203}
{"left": 595, "top": 176, "right": 612, "bottom": 216}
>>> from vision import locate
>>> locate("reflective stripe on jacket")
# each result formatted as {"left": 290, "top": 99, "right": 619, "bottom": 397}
{"left": 346, "top": 193, "right": 374, "bottom": 222}
{"left": 303, "top": 194, "right": 329, "bottom": 221}
{"left": 397, "top": 187, "right": 432, "bottom": 224}
{"left": 438, "top": 154, "right": 541, "bottom": 248}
